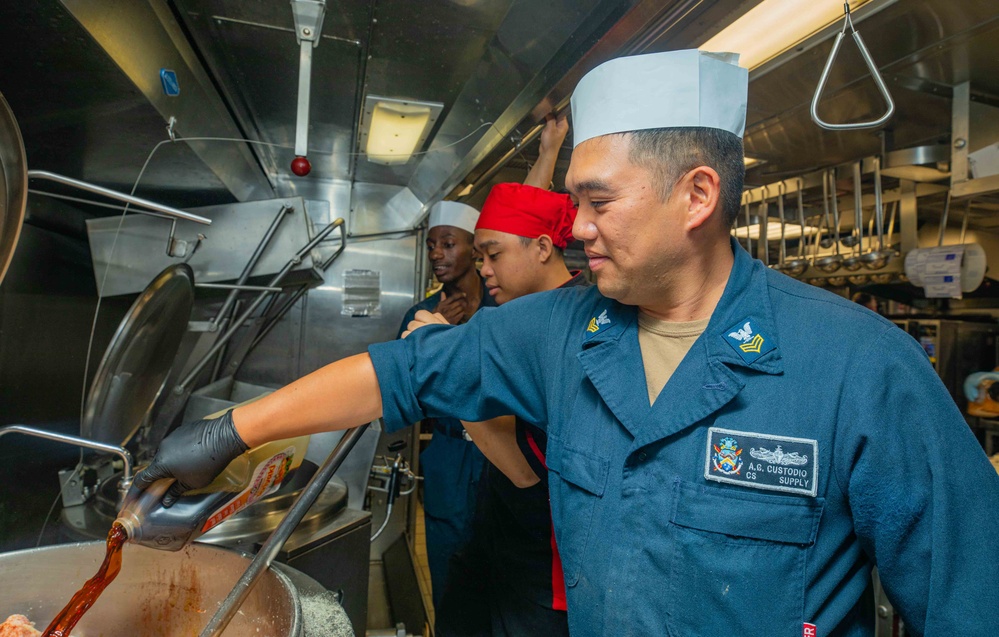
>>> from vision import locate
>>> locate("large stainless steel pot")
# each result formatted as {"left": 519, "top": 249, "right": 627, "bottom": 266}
{"left": 0, "top": 542, "right": 303, "bottom": 636}
{"left": 0, "top": 91, "right": 27, "bottom": 286}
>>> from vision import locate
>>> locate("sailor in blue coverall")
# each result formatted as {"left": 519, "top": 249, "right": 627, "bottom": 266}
{"left": 370, "top": 236, "right": 999, "bottom": 635}
{"left": 396, "top": 287, "right": 492, "bottom": 607}
{"left": 136, "top": 50, "right": 999, "bottom": 636}
{"left": 396, "top": 200, "right": 493, "bottom": 608}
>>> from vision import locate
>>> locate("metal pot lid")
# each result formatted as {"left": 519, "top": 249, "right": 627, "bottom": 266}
{"left": 82, "top": 264, "right": 194, "bottom": 445}
{"left": 0, "top": 91, "right": 27, "bottom": 286}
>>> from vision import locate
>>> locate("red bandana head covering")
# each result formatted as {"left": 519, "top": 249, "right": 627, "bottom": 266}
{"left": 476, "top": 183, "right": 577, "bottom": 248}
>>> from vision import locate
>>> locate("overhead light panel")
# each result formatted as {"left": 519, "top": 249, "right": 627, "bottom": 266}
{"left": 744, "top": 156, "right": 764, "bottom": 170}
{"left": 701, "top": 0, "right": 877, "bottom": 70}
{"left": 360, "top": 96, "right": 443, "bottom": 165}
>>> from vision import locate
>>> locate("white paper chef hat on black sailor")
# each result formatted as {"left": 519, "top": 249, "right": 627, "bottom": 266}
{"left": 428, "top": 201, "right": 479, "bottom": 235}
{"left": 570, "top": 50, "right": 749, "bottom": 147}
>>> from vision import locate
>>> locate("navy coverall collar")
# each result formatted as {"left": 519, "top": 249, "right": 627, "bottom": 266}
{"left": 576, "top": 238, "right": 782, "bottom": 446}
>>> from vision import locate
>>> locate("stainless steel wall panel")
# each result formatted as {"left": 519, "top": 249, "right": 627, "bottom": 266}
{"left": 0, "top": 2, "right": 236, "bottom": 207}
{"left": 173, "top": 0, "right": 367, "bottom": 184}
{"left": 349, "top": 183, "right": 424, "bottom": 236}
{"left": 86, "top": 197, "right": 315, "bottom": 297}
{"left": 406, "top": 0, "right": 627, "bottom": 208}
{"left": 274, "top": 177, "right": 352, "bottom": 225}
{"left": 59, "top": 0, "right": 274, "bottom": 202}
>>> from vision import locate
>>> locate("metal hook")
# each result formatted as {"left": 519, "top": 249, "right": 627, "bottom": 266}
{"left": 810, "top": 2, "right": 895, "bottom": 131}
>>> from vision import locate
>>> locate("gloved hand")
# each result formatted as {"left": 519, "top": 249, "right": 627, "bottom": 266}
{"left": 129, "top": 410, "right": 249, "bottom": 507}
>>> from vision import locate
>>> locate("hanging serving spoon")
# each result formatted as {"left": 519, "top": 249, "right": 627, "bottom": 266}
{"left": 783, "top": 179, "right": 810, "bottom": 277}
{"left": 772, "top": 182, "right": 788, "bottom": 272}
{"left": 842, "top": 162, "right": 865, "bottom": 271}
{"left": 861, "top": 155, "right": 892, "bottom": 269}
{"left": 815, "top": 169, "right": 845, "bottom": 272}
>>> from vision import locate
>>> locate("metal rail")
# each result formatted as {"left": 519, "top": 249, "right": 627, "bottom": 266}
{"left": 213, "top": 205, "right": 293, "bottom": 325}
{"left": 176, "top": 217, "right": 345, "bottom": 392}
{"left": 27, "top": 170, "right": 211, "bottom": 225}
{"left": 0, "top": 425, "right": 134, "bottom": 499}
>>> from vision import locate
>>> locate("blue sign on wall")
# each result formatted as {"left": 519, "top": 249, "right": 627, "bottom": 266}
{"left": 160, "top": 69, "right": 180, "bottom": 96}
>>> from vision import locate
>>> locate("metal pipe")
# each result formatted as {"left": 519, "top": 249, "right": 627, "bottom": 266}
{"left": 199, "top": 423, "right": 369, "bottom": 637}
{"left": 178, "top": 218, "right": 345, "bottom": 391}
{"left": 27, "top": 170, "right": 211, "bottom": 225}
{"left": 250, "top": 285, "right": 308, "bottom": 351}
{"left": 759, "top": 186, "right": 769, "bottom": 265}
{"left": 213, "top": 205, "right": 293, "bottom": 325}
{"left": 830, "top": 169, "right": 841, "bottom": 254}
{"left": 744, "top": 200, "right": 753, "bottom": 256}
{"left": 852, "top": 162, "right": 864, "bottom": 256}
{"left": 886, "top": 201, "right": 897, "bottom": 246}
{"left": 797, "top": 182, "right": 806, "bottom": 258}
{"left": 295, "top": 41, "right": 313, "bottom": 157}
{"left": 937, "top": 190, "right": 952, "bottom": 247}
{"left": 198, "top": 283, "right": 284, "bottom": 293}
{"left": 249, "top": 224, "right": 347, "bottom": 353}
{"left": 777, "top": 183, "right": 786, "bottom": 266}
{"left": 873, "top": 156, "right": 885, "bottom": 249}
{"left": 464, "top": 123, "right": 546, "bottom": 200}
{"left": 960, "top": 200, "right": 971, "bottom": 244}
{"left": 0, "top": 425, "right": 134, "bottom": 499}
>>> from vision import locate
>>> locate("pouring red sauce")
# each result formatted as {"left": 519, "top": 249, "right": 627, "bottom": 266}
{"left": 41, "top": 522, "right": 128, "bottom": 637}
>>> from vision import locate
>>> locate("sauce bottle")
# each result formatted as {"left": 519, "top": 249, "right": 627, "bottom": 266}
{"left": 116, "top": 434, "right": 310, "bottom": 551}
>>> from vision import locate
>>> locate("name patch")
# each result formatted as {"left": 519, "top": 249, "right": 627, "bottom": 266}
{"left": 705, "top": 427, "right": 818, "bottom": 496}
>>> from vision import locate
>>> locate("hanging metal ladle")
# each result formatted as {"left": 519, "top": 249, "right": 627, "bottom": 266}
{"left": 783, "top": 179, "right": 810, "bottom": 277}
{"left": 771, "top": 182, "right": 788, "bottom": 272}
{"left": 842, "top": 162, "right": 865, "bottom": 271}
{"left": 759, "top": 185, "right": 771, "bottom": 267}
{"left": 814, "top": 169, "right": 845, "bottom": 272}
{"left": 861, "top": 155, "right": 892, "bottom": 269}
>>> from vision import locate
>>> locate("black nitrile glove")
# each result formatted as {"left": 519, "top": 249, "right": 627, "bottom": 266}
{"left": 129, "top": 410, "right": 249, "bottom": 507}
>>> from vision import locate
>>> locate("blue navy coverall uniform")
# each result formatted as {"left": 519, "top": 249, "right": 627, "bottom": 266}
{"left": 372, "top": 240, "right": 999, "bottom": 637}
{"left": 436, "top": 272, "right": 587, "bottom": 637}
{"left": 394, "top": 284, "right": 494, "bottom": 607}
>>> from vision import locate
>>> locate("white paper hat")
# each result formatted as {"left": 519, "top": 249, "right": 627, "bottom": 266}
{"left": 571, "top": 50, "right": 748, "bottom": 147}
{"left": 428, "top": 201, "right": 479, "bottom": 234}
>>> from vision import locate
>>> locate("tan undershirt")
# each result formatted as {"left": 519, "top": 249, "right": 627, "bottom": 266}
{"left": 637, "top": 313, "right": 711, "bottom": 405}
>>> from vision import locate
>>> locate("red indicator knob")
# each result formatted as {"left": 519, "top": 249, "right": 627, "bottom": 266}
{"left": 291, "top": 155, "right": 311, "bottom": 177}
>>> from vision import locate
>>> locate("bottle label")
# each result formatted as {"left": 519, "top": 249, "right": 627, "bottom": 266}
{"left": 201, "top": 447, "right": 296, "bottom": 533}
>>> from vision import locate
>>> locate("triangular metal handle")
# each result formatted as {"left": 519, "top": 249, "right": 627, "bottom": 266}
{"left": 810, "top": 4, "right": 895, "bottom": 131}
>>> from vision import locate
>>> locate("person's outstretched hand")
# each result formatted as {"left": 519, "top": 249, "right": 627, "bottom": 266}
{"left": 128, "top": 410, "right": 248, "bottom": 507}
{"left": 402, "top": 309, "right": 450, "bottom": 338}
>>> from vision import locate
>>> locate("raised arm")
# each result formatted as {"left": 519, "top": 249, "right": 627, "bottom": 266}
{"left": 523, "top": 113, "right": 568, "bottom": 190}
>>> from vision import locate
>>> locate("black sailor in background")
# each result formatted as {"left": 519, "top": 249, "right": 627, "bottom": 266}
{"left": 394, "top": 200, "right": 493, "bottom": 610}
